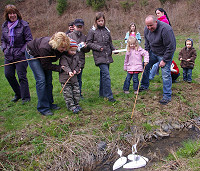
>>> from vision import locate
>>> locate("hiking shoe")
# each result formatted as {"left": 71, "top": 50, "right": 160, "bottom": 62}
{"left": 139, "top": 87, "right": 149, "bottom": 92}
{"left": 72, "top": 107, "right": 79, "bottom": 114}
{"left": 51, "top": 104, "right": 60, "bottom": 110}
{"left": 76, "top": 105, "right": 82, "bottom": 111}
{"left": 41, "top": 110, "right": 53, "bottom": 116}
{"left": 124, "top": 91, "right": 130, "bottom": 94}
{"left": 11, "top": 96, "right": 21, "bottom": 102}
{"left": 22, "top": 98, "right": 30, "bottom": 105}
{"left": 108, "top": 98, "right": 116, "bottom": 102}
{"left": 159, "top": 98, "right": 171, "bottom": 105}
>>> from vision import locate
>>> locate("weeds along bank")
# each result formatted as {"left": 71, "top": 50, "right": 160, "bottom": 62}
{"left": 0, "top": 0, "right": 200, "bottom": 39}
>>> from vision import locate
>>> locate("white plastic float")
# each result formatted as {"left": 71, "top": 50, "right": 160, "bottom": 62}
{"left": 113, "top": 149, "right": 127, "bottom": 170}
{"left": 123, "top": 144, "right": 149, "bottom": 169}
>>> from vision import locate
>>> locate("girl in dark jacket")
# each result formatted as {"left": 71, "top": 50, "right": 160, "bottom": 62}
{"left": 1, "top": 4, "right": 33, "bottom": 104}
{"left": 86, "top": 12, "right": 116, "bottom": 102}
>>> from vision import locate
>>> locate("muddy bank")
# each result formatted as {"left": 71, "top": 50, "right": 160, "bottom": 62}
{"left": 91, "top": 127, "right": 200, "bottom": 171}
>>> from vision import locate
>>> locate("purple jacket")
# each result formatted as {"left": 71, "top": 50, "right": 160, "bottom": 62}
{"left": 1, "top": 19, "right": 33, "bottom": 62}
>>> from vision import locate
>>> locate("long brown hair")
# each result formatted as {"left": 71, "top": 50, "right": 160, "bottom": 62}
{"left": 4, "top": 4, "right": 22, "bottom": 21}
{"left": 128, "top": 23, "right": 137, "bottom": 36}
{"left": 94, "top": 12, "right": 105, "bottom": 28}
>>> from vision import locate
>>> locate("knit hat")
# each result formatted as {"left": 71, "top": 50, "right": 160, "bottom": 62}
{"left": 70, "top": 39, "right": 78, "bottom": 48}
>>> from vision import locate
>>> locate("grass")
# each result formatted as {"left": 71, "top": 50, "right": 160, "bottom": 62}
{"left": 0, "top": 33, "right": 200, "bottom": 170}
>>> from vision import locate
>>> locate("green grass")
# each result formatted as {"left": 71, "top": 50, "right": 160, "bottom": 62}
{"left": 0, "top": 33, "right": 200, "bottom": 170}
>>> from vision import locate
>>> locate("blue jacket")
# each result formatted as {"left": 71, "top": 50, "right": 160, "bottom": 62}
{"left": 124, "top": 31, "right": 141, "bottom": 44}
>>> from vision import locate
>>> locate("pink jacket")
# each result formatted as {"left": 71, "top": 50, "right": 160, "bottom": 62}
{"left": 158, "top": 15, "right": 169, "bottom": 25}
{"left": 124, "top": 46, "right": 149, "bottom": 72}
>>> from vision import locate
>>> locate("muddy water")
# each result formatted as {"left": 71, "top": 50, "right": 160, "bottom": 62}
{"left": 93, "top": 128, "right": 200, "bottom": 171}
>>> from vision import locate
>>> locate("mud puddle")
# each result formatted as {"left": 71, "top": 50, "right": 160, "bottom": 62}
{"left": 93, "top": 128, "right": 200, "bottom": 171}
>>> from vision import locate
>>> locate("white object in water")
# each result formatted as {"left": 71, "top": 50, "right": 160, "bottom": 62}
{"left": 112, "top": 49, "right": 127, "bottom": 53}
{"left": 113, "top": 149, "right": 127, "bottom": 170}
{"left": 123, "top": 143, "right": 148, "bottom": 169}
{"left": 123, "top": 154, "right": 148, "bottom": 169}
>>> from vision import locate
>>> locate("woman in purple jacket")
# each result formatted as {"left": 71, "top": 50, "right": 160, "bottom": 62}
{"left": 1, "top": 4, "right": 33, "bottom": 104}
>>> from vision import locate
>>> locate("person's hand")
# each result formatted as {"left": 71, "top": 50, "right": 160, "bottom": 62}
{"left": 144, "top": 62, "right": 148, "bottom": 66}
{"left": 61, "top": 66, "right": 65, "bottom": 70}
{"left": 77, "top": 68, "right": 81, "bottom": 74}
{"left": 100, "top": 47, "right": 103, "bottom": 51}
{"left": 180, "top": 58, "right": 182, "bottom": 60}
{"left": 69, "top": 72, "right": 74, "bottom": 77}
{"left": 73, "top": 70, "right": 77, "bottom": 75}
{"left": 159, "top": 60, "right": 166, "bottom": 68}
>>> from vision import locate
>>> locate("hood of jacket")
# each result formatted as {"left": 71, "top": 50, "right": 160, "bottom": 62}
{"left": 185, "top": 38, "right": 193, "bottom": 47}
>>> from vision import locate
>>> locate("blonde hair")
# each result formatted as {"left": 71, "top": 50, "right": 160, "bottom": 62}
{"left": 49, "top": 32, "right": 70, "bottom": 50}
{"left": 127, "top": 37, "right": 139, "bottom": 52}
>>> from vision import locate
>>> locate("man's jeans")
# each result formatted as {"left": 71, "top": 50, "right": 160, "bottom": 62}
{"left": 123, "top": 72, "right": 139, "bottom": 91}
{"left": 183, "top": 68, "right": 192, "bottom": 81}
{"left": 25, "top": 51, "right": 54, "bottom": 113}
{"left": 141, "top": 51, "right": 172, "bottom": 100}
{"left": 99, "top": 64, "right": 113, "bottom": 99}
{"left": 149, "top": 62, "right": 159, "bottom": 80}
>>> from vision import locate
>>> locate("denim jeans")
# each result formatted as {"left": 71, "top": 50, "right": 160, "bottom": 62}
{"left": 141, "top": 51, "right": 172, "bottom": 100}
{"left": 77, "top": 69, "right": 83, "bottom": 96}
{"left": 149, "top": 62, "right": 159, "bottom": 80}
{"left": 25, "top": 50, "right": 54, "bottom": 113}
{"left": 183, "top": 68, "right": 192, "bottom": 81}
{"left": 4, "top": 59, "right": 30, "bottom": 100}
{"left": 99, "top": 64, "right": 113, "bottom": 99}
{"left": 123, "top": 72, "right": 139, "bottom": 91}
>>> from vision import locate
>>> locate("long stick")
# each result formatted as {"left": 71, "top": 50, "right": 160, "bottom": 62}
{"left": 131, "top": 65, "right": 146, "bottom": 119}
{"left": 0, "top": 56, "right": 56, "bottom": 67}
{"left": 60, "top": 76, "right": 72, "bottom": 93}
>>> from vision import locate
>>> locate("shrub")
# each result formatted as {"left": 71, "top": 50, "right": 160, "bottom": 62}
{"left": 56, "top": 0, "right": 67, "bottom": 15}
{"left": 120, "top": 1, "right": 135, "bottom": 12}
{"left": 86, "top": 0, "right": 106, "bottom": 11}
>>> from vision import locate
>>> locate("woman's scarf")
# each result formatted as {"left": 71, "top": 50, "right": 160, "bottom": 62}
{"left": 8, "top": 20, "right": 19, "bottom": 47}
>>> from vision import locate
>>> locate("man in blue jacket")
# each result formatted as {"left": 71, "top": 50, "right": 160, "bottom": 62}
{"left": 139, "top": 15, "right": 176, "bottom": 105}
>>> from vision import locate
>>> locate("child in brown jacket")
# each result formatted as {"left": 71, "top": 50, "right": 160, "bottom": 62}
{"left": 179, "top": 38, "right": 197, "bottom": 83}
{"left": 59, "top": 40, "right": 81, "bottom": 113}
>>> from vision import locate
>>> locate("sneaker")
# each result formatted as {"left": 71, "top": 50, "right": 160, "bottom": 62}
{"left": 41, "top": 110, "right": 53, "bottom": 116}
{"left": 22, "top": 98, "right": 30, "bottom": 105}
{"left": 139, "top": 87, "right": 149, "bottom": 92}
{"left": 159, "top": 98, "right": 171, "bottom": 105}
{"left": 51, "top": 104, "right": 60, "bottom": 110}
{"left": 187, "top": 80, "right": 192, "bottom": 83}
{"left": 134, "top": 91, "right": 138, "bottom": 95}
{"left": 11, "top": 96, "right": 21, "bottom": 102}
{"left": 108, "top": 98, "right": 116, "bottom": 102}
{"left": 124, "top": 91, "right": 130, "bottom": 94}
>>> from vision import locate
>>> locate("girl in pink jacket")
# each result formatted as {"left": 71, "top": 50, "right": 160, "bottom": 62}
{"left": 123, "top": 37, "right": 149, "bottom": 94}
